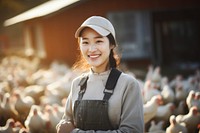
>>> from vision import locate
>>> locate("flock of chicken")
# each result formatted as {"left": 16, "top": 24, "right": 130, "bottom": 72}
{"left": 0, "top": 55, "right": 199, "bottom": 133}
{"left": 142, "top": 65, "right": 200, "bottom": 133}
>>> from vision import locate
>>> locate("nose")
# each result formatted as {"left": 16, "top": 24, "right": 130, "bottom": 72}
{"left": 89, "top": 44, "right": 97, "bottom": 51}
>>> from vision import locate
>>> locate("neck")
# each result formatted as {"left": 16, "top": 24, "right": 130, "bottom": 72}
{"left": 91, "top": 65, "right": 110, "bottom": 74}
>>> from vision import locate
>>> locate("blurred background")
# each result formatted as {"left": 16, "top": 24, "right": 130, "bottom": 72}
{"left": 0, "top": 0, "right": 200, "bottom": 133}
{"left": 0, "top": 0, "right": 199, "bottom": 78}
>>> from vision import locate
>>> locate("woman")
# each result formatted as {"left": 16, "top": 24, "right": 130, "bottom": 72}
{"left": 56, "top": 16, "right": 144, "bottom": 133}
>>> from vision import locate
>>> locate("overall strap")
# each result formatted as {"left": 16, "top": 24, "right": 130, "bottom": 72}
{"left": 78, "top": 75, "right": 89, "bottom": 100}
{"left": 103, "top": 68, "right": 122, "bottom": 101}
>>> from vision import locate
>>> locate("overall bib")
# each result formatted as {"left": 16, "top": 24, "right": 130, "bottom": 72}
{"left": 73, "top": 68, "right": 121, "bottom": 131}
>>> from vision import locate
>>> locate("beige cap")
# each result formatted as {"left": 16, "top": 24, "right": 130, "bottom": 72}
{"left": 75, "top": 16, "right": 116, "bottom": 40}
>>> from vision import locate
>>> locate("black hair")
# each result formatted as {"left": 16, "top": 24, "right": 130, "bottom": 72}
{"left": 107, "top": 34, "right": 120, "bottom": 68}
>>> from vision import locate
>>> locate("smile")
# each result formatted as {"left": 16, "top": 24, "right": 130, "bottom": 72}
{"left": 88, "top": 54, "right": 101, "bottom": 58}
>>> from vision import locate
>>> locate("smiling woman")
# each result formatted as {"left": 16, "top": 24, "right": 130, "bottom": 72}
{"left": 56, "top": 16, "right": 144, "bottom": 133}
{"left": 72, "top": 16, "right": 119, "bottom": 73}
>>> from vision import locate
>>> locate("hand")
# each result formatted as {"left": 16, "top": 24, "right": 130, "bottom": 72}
{"left": 56, "top": 121, "right": 75, "bottom": 133}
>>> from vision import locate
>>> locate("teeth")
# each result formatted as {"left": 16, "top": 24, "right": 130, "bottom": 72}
{"left": 89, "top": 55, "right": 99, "bottom": 58}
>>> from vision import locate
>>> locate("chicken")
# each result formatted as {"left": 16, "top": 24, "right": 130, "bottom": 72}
{"left": 148, "top": 120, "right": 165, "bottom": 133}
{"left": 176, "top": 106, "right": 200, "bottom": 133}
{"left": 30, "top": 60, "right": 69, "bottom": 86}
{"left": 0, "top": 81, "right": 11, "bottom": 93}
{"left": 13, "top": 91, "right": 35, "bottom": 123}
{"left": 143, "top": 95, "right": 163, "bottom": 124}
{"left": 41, "top": 71, "right": 76, "bottom": 106}
{"left": 193, "top": 91, "right": 200, "bottom": 112}
{"left": 155, "top": 102, "right": 175, "bottom": 128}
{"left": 26, "top": 69, "right": 46, "bottom": 85}
{"left": 151, "top": 66, "right": 162, "bottom": 89}
{"left": 175, "top": 84, "right": 188, "bottom": 105}
{"left": 46, "top": 71, "right": 76, "bottom": 100}
{"left": 24, "top": 105, "right": 47, "bottom": 133}
{"left": 160, "top": 76, "right": 169, "bottom": 90}
{"left": 186, "top": 90, "right": 196, "bottom": 109}
{"left": 44, "top": 105, "right": 60, "bottom": 133}
{"left": 145, "top": 65, "right": 154, "bottom": 81}
{"left": 161, "top": 85, "right": 175, "bottom": 104}
{"left": 23, "top": 85, "right": 45, "bottom": 105}
{"left": 183, "top": 76, "right": 198, "bottom": 92}
{"left": 0, "top": 118, "right": 15, "bottom": 133}
{"left": 143, "top": 80, "right": 161, "bottom": 103}
{"left": 27, "top": 69, "right": 59, "bottom": 86}
{"left": 40, "top": 90, "right": 62, "bottom": 106}
{"left": 169, "top": 74, "right": 184, "bottom": 89}
{"left": 166, "top": 115, "right": 187, "bottom": 133}
{"left": 52, "top": 104, "right": 65, "bottom": 119}
{"left": 1, "top": 93, "right": 19, "bottom": 122}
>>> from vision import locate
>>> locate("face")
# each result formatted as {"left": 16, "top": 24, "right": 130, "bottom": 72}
{"left": 79, "top": 28, "right": 114, "bottom": 73}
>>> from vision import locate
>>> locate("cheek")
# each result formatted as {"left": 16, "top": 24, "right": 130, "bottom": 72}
{"left": 80, "top": 46, "right": 88, "bottom": 57}
{"left": 105, "top": 45, "right": 112, "bottom": 55}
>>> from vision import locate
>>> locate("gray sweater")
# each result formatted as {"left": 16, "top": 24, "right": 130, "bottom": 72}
{"left": 63, "top": 69, "right": 144, "bottom": 133}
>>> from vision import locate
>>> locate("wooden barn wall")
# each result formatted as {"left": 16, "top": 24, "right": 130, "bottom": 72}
{"left": 29, "top": 0, "right": 199, "bottom": 66}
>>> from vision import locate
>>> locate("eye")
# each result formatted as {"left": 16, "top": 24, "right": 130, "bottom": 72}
{"left": 81, "top": 41, "right": 89, "bottom": 45}
{"left": 96, "top": 40, "right": 103, "bottom": 44}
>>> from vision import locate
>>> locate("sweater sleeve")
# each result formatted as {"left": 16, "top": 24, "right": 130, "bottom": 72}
{"left": 71, "top": 76, "right": 144, "bottom": 133}
{"left": 118, "top": 78, "right": 144, "bottom": 132}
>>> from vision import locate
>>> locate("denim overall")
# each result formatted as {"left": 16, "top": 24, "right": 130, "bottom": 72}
{"left": 73, "top": 68, "right": 121, "bottom": 131}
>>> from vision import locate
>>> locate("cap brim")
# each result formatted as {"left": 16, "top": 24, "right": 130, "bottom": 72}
{"left": 75, "top": 25, "right": 110, "bottom": 38}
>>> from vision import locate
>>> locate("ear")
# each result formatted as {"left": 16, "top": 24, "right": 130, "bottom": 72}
{"left": 110, "top": 44, "right": 115, "bottom": 50}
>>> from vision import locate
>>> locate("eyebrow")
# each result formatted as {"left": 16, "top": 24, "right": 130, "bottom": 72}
{"left": 82, "top": 35, "right": 103, "bottom": 40}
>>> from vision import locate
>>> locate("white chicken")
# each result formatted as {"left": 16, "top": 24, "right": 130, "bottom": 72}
{"left": 169, "top": 74, "right": 183, "bottom": 89}
{"left": 161, "top": 85, "right": 175, "bottom": 104}
{"left": 143, "top": 95, "right": 163, "bottom": 124}
{"left": 43, "top": 105, "right": 60, "bottom": 133}
{"left": 193, "top": 91, "right": 200, "bottom": 112}
{"left": 31, "top": 60, "right": 69, "bottom": 86}
{"left": 155, "top": 102, "right": 175, "bottom": 126}
{"left": 166, "top": 115, "right": 187, "bottom": 133}
{"left": 148, "top": 120, "right": 165, "bottom": 133}
{"left": 143, "top": 80, "right": 161, "bottom": 103}
{"left": 52, "top": 104, "right": 65, "bottom": 119}
{"left": 176, "top": 106, "right": 200, "bottom": 133}
{"left": 24, "top": 105, "right": 47, "bottom": 133}
{"left": 151, "top": 66, "right": 162, "bottom": 89}
{"left": 186, "top": 90, "right": 196, "bottom": 109}
{"left": 145, "top": 65, "right": 154, "bottom": 81}
{"left": 175, "top": 84, "right": 188, "bottom": 104}
{"left": 46, "top": 71, "right": 76, "bottom": 100}
{"left": 183, "top": 76, "right": 198, "bottom": 92}
{"left": 160, "top": 76, "right": 169, "bottom": 90}
{"left": 0, "top": 81, "right": 11, "bottom": 93}
{"left": 46, "top": 79, "right": 69, "bottom": 101}
{"left": 13, "top": 91, "right": 35, "bottom": 123}
{"left": 23, "top": 85, "right": 45, "bottom": 105}
{"left": 40, "top": 89, "right": 62, "bottom": 106}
